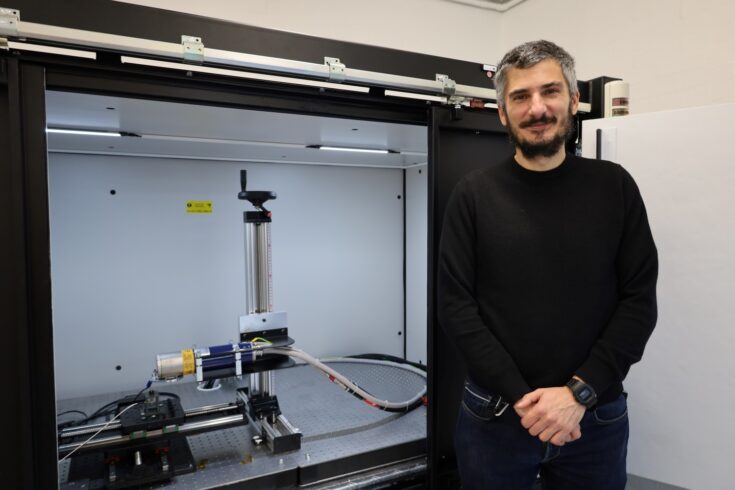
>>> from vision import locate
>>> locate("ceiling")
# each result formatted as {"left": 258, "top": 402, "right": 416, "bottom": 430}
{"left": 445, "top": 0, "right": 529, "bottom": 12}
{"left": 45, "top": 91, "right": 428, "bottom": 168}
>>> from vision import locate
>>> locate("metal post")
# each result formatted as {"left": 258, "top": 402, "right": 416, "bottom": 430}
{"left": 244, "top": 220, "right": 273, "bottom": 314}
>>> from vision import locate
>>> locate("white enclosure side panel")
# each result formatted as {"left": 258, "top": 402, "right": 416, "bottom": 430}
{"left": 405, "top": 165, "right": 428, "bottom": 365}
{"left": 49, "top": 154, "right": 405, "bottom": 399}
{"left": 582, "top": 103, "right": 735, "bottom": 490}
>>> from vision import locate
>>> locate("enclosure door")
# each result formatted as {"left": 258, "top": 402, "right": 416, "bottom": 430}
{"left": 427, "top": 105, "right": 513, "bottom": 487}
{"left": 1, "top": 58, "right": 55, "bottom": 490}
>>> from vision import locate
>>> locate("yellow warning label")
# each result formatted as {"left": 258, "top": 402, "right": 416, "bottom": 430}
{"left": 186, "top": 201, "right": 213, "bottom": 213}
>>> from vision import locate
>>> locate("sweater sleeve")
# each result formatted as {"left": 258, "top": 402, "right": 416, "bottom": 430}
{"left": 437, "top": 178, "right": 532, "bottom": 403}
{"left": 576, "top": 166, "right": 659, "bottom": 396}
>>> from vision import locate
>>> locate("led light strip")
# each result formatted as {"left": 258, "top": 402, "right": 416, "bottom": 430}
{"left": 47, "top": 128, "right": 121, "bottom": 137}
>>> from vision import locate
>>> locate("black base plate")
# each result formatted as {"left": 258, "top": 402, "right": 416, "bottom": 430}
{"left": 66, "top": 437, "right": 195, "bottom": 489}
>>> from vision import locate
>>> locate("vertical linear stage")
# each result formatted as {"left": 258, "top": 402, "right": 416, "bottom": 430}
{"left": 244, "top": 213, "right": 275, "bottom": 400}
{"left": 243, "top": 203, "right": 276, "bottom": 400}
{"left": 238, "top": 171, "right": 301, "bottom": 452}
{"left": 244, "top": 215, "right": 273, "bottom": 316}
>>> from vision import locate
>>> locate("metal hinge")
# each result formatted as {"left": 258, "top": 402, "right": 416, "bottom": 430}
{"left": 181, "top": 35, "right": 204, "bottom": 64}
{"left": 324, "top": 57, "right": 346, "bottom": 82}
{"left": 0, "top": 7, "right": 19, "bottom": 40}
{"left": 436, "top": 74, "right": 456, "bottom": 96}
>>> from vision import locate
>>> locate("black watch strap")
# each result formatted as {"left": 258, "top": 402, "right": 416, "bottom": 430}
{"left": 566, "top": 378, "right": 597, "bottom": 408}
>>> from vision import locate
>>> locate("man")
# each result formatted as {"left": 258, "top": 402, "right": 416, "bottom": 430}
{"left": 437, "top": 40, "right": 658, "bottom": 489}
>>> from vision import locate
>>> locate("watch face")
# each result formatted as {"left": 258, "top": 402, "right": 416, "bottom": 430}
{"left": 579, "top": 388, "right": 591, "bottom": 400}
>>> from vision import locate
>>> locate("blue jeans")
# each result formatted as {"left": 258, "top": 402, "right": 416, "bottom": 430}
{"left": 454, "top": 380, "right": 629, "bottom": 490}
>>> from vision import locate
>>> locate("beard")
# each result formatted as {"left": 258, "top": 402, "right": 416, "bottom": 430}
{"left": 506, "top": 104, "right": 575, "bottom": 159}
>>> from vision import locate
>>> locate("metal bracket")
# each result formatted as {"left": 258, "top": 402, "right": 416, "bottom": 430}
{"left": 436, "top": 74, "right": 457, "bottom": 96}
{"left": 448, "top": 95, "right": 466, "bottom": 107}
{"left": 181, "top": 35, "right": 204, "bottom": 64}
{"left": 239, "top": 311, "right": 288, "bottom": 332}
{"left": 195, "top": 357, "right": 203, "bottom": 382}
{"left": 0, "top": 7, "right": 19, "bottom": 39}
{"left": 324, "top": 57, "right": 346, "bottom": 82}
{"left": 234, "top": 351, "right": 242, "bottom": 377}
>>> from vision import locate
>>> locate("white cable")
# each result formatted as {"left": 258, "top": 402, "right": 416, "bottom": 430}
{"left": 318, "top": 357, "right": 427, "bottom": 378}
{"left": 58, "top": 402, "right": 139, "bottom": 463}
{"left": 265, "top": 347, "right": 426, "bottom": 411}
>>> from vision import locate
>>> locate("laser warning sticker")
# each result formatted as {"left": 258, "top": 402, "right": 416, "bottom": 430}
{"left": 186, "top": 201, "right": 213, "bottom": 213}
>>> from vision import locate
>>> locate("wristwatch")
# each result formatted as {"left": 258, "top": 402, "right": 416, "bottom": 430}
{"left": 566, "top": 378, "right": 597, "bottom": 408}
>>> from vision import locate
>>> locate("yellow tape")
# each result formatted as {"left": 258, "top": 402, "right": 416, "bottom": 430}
{"left": 182, "top": 349, "right": 195, "bottom": 375}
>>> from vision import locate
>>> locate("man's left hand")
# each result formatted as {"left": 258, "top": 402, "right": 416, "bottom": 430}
{"left": 514, "top": 387, "right": 586, "bottom": 445}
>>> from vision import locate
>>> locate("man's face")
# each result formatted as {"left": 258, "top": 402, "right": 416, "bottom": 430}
{"left": 498, "top": 59, "right": 579, "bottom": 159}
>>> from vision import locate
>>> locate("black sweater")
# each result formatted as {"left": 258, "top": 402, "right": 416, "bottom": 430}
{"left": 437, "top": 154, "right": 658, "bottom": 405}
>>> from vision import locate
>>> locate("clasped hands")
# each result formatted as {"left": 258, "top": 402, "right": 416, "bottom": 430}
{"left": 513, "top": 387, "right": 586, "bottom": 446}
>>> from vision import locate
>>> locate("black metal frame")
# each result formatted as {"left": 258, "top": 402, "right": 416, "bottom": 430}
{"left": 0, "top": 56, "right": 35, "bottom": 490}
{"left": 2, "top": 50, "right": 436, "bottom": 488}
{"left": 427, "top": 108, "right": 514, "bottom": 487}
{"left": 1, "top": 56, "right": 56, "bottom": 490}
{"left": 13, "top": 0, "right": 497, "bottom": 89}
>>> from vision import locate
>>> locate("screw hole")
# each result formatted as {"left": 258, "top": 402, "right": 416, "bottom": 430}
{"left": 115, "top": 365, "right": 122, "bottom": 371}
{"left": 110, "top": 189, "right": 116, "bottom": 195}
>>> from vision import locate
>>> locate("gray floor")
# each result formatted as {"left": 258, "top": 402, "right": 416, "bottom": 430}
{"left": 627, "top": 474, "right": 689, "bottom": 490}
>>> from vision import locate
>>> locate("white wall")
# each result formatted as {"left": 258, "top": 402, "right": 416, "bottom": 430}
{"left": 50, "top": 154, "right": 405, "bottom": 399}
{"left": 500, "top": 0, "right": 735, "bottom": 113}
{"left": 116, "top": 0, "right": 504, "bottom": 64}
{"left": 119, "top": 0, "right": 735, "bottom": 114}
{"left": 582, "top": 104, "right": 735, "bottom": 490}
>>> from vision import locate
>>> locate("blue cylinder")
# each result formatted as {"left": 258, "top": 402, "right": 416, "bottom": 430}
{"left": 200, "top": 342, "right": 255, "bottom": 376}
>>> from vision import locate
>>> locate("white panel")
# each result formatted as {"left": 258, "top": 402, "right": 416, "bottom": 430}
{"left": 50, "top": 154, "right": 404, "bottom": 399}
{"left": 405, "top": 165, "right": 428, "bottom": 365}
{"left": 582, "top": 103, "right": 735, "bottom": 490}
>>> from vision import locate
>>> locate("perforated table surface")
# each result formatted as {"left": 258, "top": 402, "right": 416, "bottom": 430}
{"left": 57, "top": 360, "right": 427, "bottom": 489}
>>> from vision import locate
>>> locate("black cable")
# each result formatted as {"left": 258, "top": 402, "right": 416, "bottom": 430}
{"left": 129, "top": 378, "right": 154, "bottom": 405}
{"left": 57, "top": 409, "right": 88, "bottom": 419}
{"left": 57, "top": 410, "right": 91, "bottom": 431}
{"left": 157, "top": 392, "right": 180, "bottom": 400}
{"left": 346, "top": 353, "right": 427, "bottom": 372}
{"left": 58, "top": 381, "right": 181, "bottom": 430}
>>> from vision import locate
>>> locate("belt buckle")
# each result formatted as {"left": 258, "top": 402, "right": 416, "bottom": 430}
{"left": 492, "top": 396, "right": 509, "bottom": 417}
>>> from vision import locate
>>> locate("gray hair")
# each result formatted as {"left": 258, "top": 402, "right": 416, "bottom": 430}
{"left": 494, "top": 40, "right": 578, "bottom": 108}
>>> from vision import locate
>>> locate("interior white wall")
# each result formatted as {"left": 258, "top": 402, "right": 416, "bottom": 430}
{"left": 116, "top": 0, "right": 504, "bottom": 64}
{"left": 582, "top": 104, "right": 735, "bottom": 490}
{"left": 500, "top": 0, "right": 735, "bottom": 113}
{"left": 405, "top": 165, "right": 428, "bottom": 366}
{"left": 49, "top": 154, "right": 405, "bottom": 399}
